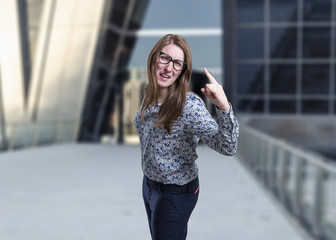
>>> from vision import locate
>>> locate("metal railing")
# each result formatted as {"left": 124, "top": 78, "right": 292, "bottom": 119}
{"left": 237, "top": 124, "right": 336, "bottom": 240}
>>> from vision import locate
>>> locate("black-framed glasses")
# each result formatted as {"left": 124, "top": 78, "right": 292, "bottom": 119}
{"left": 158, "top": 52, "right": 187, "bottom": 71}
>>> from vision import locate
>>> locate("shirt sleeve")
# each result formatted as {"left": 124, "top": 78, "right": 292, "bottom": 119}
{"left": 184, "top": 95, "right": 239, "bottom": 156}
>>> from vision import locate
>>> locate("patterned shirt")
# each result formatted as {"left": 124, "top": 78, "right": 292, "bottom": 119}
{"left": 134, "top": 92, "right": 239, "bottom": 185}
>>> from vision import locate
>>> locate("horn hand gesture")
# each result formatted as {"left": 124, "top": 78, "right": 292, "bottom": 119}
{"left": 201, "top": 68, "right": 231, "bottom": 111}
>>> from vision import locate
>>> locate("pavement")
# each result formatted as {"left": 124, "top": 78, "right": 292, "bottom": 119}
{"left": 0, "top": 143, "right": 311, "bottom": 240}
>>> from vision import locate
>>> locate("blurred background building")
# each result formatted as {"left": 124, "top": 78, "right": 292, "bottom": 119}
{"left": 0, "top": 0, "right": 335, "bottom": 160}
{"left": 0, "top": 0, "right": 149, "bottom": 151}
{"left": 1, "top": 1, "right": 336, "bottom": 239}
{"left": 224, "top": 0, "right": 336, "bottom": 160}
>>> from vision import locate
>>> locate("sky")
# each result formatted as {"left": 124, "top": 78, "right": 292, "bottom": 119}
{"left": 128, "top": 0, "right": 222, "bottom": 71}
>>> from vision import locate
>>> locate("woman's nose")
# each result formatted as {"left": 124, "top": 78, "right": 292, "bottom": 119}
{"left": 165, "top": 62, "right": 173, "bottom": 71}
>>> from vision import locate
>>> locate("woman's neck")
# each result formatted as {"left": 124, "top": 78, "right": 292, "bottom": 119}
{"left": 157, "top": 88, "right": 168, "bottom": 104}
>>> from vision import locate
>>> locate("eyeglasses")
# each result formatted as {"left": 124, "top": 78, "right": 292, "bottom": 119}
{"left": 158, "top": 52, "right": 187, "bottom": 71}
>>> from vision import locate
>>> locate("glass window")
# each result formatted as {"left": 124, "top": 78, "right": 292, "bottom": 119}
{"left": 303, "top": 0, "right": 331, "bottom": 22}
{"left": 237, "top": 64, "right": 264, "bottom": 94}
{"left": 303, "top": 27, "right": 330, "bottom": 58}
{"left": 109, "top": 0, "right": 130, "bottom": 27}
{"left": 26, "top": 0, "right": 44, "bottom": 27}
{"left": 302, "top": 64, "right": 329, "bottom": 94}
{"left": 270, "top": 100, "right": 296, "bottom": 113}
{"left": 26, "top": 0, "right": 45, "bottom": 64}
{"left": 270, "top": 64, "right": 296, "bottom": 94}
{"left": 128, "top": 0, "right": 150, "bottom": 30}
{"left": 270, "top": 27, "right": 297, "bottom": 59}
{"left": 124, "top": 37, "right": 136, "bottom": 50}
{"left": 237, "top": 27, "right": 264, "bottom": 59}
{"left": 238, "top": 98, "right": 264, "bottom": 113}
{"left": 102, "top": 30, "right": 119, "bottom": 63}
{"left": 270, "top": 0, "right": 298, "bottom": 22}
{"left": 236, "top": 0, "right": 264, "bottom": 23}
{"left": 302, "top": 100, "right": 329, "bottom": 114}
{"left": 117, "top": 49, "right": 131, "bottom": 69}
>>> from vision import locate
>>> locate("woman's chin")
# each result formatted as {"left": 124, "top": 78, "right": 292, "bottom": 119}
{"left": 157, "top": 80, "right": 172, "bottom": 89}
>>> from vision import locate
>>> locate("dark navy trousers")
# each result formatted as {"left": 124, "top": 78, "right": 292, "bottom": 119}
{"left": 142, "top": 176, "right": 199, "bottom": 240}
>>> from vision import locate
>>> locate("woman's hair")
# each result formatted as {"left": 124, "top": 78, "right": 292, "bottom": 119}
{"left": 140, "top": 34, "right": 192, "bottom": 132}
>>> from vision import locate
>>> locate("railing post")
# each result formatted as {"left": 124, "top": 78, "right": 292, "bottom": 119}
{"left": 280, "top": 150, "right": 290, "bottom": 206}
{"left": 265, "top": 141, "right": 273, "bottom": 189}
{"left": 277, "top": 148, "right": 286, "bottom": 202}
{"left": 293, "top": 157, "right": 305, "bottom": 220}
{"left": 312, "top": 167, "right": 326, "bottom": 239}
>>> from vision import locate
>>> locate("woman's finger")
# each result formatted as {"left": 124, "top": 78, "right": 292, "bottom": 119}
{"left": 204, "top": 68, "right": 218, "bottom": 85}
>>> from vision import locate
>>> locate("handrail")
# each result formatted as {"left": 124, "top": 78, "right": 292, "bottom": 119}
{"left": 243, "top": 125, "right": 336, "bottom": 174}
{"left": 237, "top": 124, "right": 336, "bottom": 240}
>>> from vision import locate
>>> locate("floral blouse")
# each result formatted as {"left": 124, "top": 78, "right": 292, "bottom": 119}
{"left": 134, "top": 92, "right": 239, "bottom": 185}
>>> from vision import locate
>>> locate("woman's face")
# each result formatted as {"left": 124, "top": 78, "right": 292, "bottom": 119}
{"left": 155, "top": 44, "right": 185, "bottom": 91}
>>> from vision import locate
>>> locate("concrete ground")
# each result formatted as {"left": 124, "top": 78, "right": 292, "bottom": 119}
{"left": 0, "top": 143, "right": 311, "bottom": 240}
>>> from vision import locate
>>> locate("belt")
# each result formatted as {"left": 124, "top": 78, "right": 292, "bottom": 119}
{"left": 145, "top": 176, "right": 199, "bottom": 194}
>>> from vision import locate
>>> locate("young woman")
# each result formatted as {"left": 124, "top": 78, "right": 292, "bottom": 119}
{"left": 134, "top": 34, "right": 239, "bottom": 240}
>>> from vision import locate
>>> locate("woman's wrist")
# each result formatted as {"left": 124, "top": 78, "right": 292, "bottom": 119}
{"left": 216, "top": 101, "right": 230, "bottom": 111}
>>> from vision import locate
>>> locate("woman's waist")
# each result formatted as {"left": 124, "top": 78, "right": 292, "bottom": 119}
{"left": 144, "top": 175, "right": 199, "bottom": 193}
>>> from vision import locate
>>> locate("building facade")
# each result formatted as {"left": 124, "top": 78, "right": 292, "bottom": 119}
{"left": 223, "top": 0, "right": 336, "bottom": 158}
{"left": 0, "top": 0, "right": 149, "bottom": 151}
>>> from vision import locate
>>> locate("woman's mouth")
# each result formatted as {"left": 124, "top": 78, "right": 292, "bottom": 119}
{"left": 160, "top": 73, "right": 170, "bottom": 79}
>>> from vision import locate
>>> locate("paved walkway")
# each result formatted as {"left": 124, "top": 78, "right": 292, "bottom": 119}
{"left": 0, "top": 144, "right": 311, "bottom": 240}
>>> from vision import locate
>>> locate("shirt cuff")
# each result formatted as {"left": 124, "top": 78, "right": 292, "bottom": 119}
{"left": 216, "top": 103, "right": 236, "bottom": 123}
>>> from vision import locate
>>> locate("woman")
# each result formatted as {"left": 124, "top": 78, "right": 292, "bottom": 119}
{"left": 134, "top": 34, "right": 239, "bottom": 240}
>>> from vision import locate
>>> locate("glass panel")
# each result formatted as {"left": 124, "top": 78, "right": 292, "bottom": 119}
{"left": 283, "top": 153, "right": 297, "bottom": 209}
{"left": 236, "top": 0, "right": 264, "bottom": 23}
{"left": 124, "top": 36, "right": 136, "bottom": 50}
{"left": 300, "top": 161, "right": 316, "bottom": 228}
{"left": 237, "top": 27, "right": 264, "bottom": 59}
{"left": 26, "top": 0, "right": 45, "bottom": 65}
{"left": 321, "top": 172, "right": 336, "bottom": 240}
{"left": 270, "top": 0, "right": 298, "bottom": 22}
{"left": 303, "top": 27, "right": 330, "bottom": 58}
{"left": 275, "top": 148, "right": 284, "bottom": 197}
{"left": 302, "top": 100, "right": 329, "bottom": 114}
{"left": 0, "top": 126, "right": 8, "bottom": 151}
{"left": 270, "top": 64, "right": 296, "bottom": 94}
{"left": 128, "top": 0, "right": 149, "bottom": 30}
{"left": 56, "top": 122, "right": 78, "bottom": 142}
{"left": 237, "top": 64, "right": 264, "bottom": 94}
{"left": 270, "top": 145, "right": 280, "bottom": 195}
{"left": 270, "top": 100, "right": 296, "bottom": 113}
{"left": 238, "top": 98, "right": 264, "bottom": 113}
{"left": 303, "top": 0, "right": 331, "bottom": 22}
{"left": 302, "top": 64, "right": 329, "bottom": 94}
{"left": 102, "top": 30, "right": 119, "bottom": 63}
{"left": 11, "top": 124, "right": 35, "bottom": 149}
{"left": 36, "top": 123, "right": 56, "bottom": 145}
{"left": 117, "top": 49, "right": 131, "bottom": 69}
{"left": 0, "top": 104, "right": 6, "bottom": 150}
{"left": 109, "top": 0, "right": 130, "bottom": 27}
{"left": 270, "top": 27, "right": 297, "bottom": 58}
{"left": 26, "top": 0, "right": 44, "bottom": 27}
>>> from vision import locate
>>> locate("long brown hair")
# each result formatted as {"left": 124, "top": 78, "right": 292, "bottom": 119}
{"left": 140, "top": 34, "right": 192, "bottom": 132}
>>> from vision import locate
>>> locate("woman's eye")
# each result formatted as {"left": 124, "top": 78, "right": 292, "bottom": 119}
{"left": 161, "top": 55, "right": 170, "bottom": 61}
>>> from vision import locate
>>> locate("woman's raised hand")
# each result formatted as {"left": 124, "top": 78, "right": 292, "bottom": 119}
{"left": 201, "top": 68, "right": 231, "bottom": 111}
